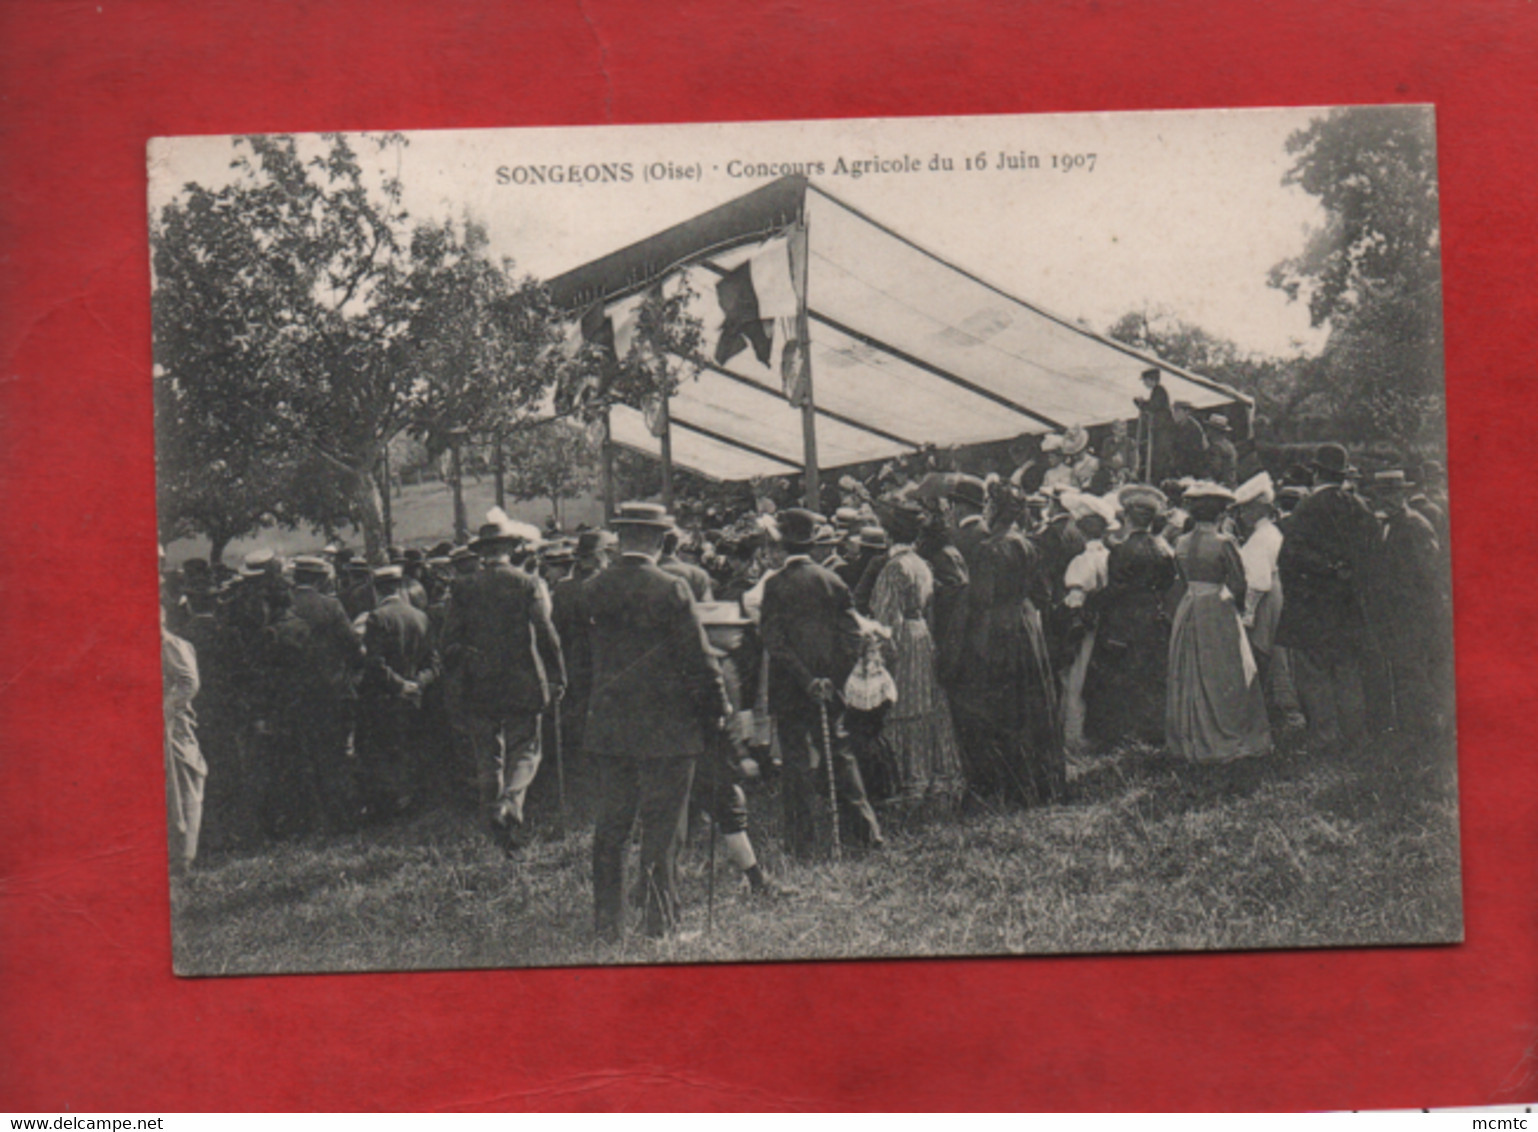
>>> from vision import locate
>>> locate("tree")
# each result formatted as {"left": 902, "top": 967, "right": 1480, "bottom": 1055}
{"left": 152, "top": 133, "right": 577, "bottom": 564}
{"left": 501, "top": 421, "right": 599, "bottom": 525}
{"left": 1268, "top": 105, "right": 1444, "bottom": 451}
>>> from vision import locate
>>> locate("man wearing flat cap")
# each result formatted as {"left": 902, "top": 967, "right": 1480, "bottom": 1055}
{"left": 761, "top": 507, "right": 884, "bottom": 857}
{"left": 583, "top": 502, "right": 731, "bottom": 940}
{"left": 1274, "top": 443, "right": 1382, "bottom": 756}
{"left": 441, "top": 514, "right": 567, "bottom": 852}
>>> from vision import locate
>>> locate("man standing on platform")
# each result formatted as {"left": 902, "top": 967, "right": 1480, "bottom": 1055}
{"left": 584, "top": 503, "right": 731, "bottom": 941}
{"left": 441, "top": 514, "right": 566, "bottom": 853}
{"left": 761, "top": 508, "right": 884, "bottom": 858}
{"left": 1134, "top": 367, "right": 1174, "bottom": 483}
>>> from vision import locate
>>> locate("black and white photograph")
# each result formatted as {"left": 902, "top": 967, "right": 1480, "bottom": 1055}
{"left": 149, "top": 106, "right": 1459, "bottom": 974}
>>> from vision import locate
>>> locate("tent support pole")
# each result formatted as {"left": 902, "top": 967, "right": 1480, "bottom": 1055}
{"left": 795, "top": 213, "right": 819, "bottom": 509}
{"left": 659, "top": 396, "right": 675, "bottom": 511}
{"left": 602, "top": 408, "right": 617, "bottom": 522}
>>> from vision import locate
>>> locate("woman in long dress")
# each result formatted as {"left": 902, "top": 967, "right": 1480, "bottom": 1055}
{"left": 1086, "top": 484, "right": 1176, "bottom": 748}
{"left": 871, "top": 503, "right": 966, "bottom": 813}
{"left": 956, "top": 488, "right": 1064, "bottom": 804}
{"left": 1165, "top": 484, "right": 1272, "bottom": 762}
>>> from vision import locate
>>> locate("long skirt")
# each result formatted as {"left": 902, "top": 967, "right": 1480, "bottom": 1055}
{"left": 1166, "top": 582, "right": 1272, "bottom": 762}
{"left": 884, "top": 616, "right": 965, "bottom": 809}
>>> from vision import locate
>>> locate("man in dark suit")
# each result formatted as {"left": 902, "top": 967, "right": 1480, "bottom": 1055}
{"left": 658, "top": 527, "right": 714, "bottom": 602}
{"left": 441, "top": 516, "right": 566, "bottom": 852}
{"left": 357, "top": 565, "right": 439, "bottom": 818}
{"left": 761, "top": 508, "right": 883, "bottom": 858}
{"left": 584, "top": 503, "right": 731, "bottom": 940}
{"left": 946, "top": 475, "right": 991, "bottom": 574}
{"left": 1274, "top": 443, "right": 1381, "bottom": 755}
{"left": 260, "top": 555, "right": 363, "bottom": 835}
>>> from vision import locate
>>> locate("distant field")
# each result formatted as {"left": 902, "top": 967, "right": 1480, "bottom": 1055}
{"left": 169, "top": 727, "right": 1461, "bottom": 974}
{"left": 164, "top": 478, "right": 606, "bottom": 565}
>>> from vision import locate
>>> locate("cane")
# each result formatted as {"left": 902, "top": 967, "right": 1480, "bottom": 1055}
{"left": 818, "top": 699, "right": 842, "bottom": 862}
{"left": 706, "top": 769, "right": 718, "bottom": 934}
{"left": 552, "top": 703, "right": 568, "bottom": 837}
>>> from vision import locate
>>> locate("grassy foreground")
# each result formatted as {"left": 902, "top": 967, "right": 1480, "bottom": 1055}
{"left": 170, "top": 728, "right": 1461, "bottom": 975}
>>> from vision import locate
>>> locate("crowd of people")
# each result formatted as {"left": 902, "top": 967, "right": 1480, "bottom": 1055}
{"left": 161, "top": 376, "right": 1454, "bottom": 941}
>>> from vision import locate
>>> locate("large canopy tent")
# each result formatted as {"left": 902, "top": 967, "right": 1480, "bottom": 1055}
{"left": 546, "top": 175, "right": 1250, "bottom": 506}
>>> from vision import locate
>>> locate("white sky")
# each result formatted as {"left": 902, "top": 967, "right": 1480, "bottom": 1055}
{"left": 148, "top": 107, "right": 1340, "bottom": 357}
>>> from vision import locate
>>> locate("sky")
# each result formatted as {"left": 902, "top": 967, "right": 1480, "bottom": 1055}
{"left": 148, "top": 107, "right": 1339, "bottom": 358}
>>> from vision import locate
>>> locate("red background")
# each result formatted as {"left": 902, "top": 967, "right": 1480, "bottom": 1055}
{"left": 2, "top": 0, "right": 1534, "bottom": 1111}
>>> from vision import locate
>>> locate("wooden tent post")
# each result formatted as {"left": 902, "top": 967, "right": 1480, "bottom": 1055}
{"left": 796, "top": 212, "right": 819, "bottom": 509}
{"left": 601, "top": 408, "right": 617, "bottom": 522}
{"left": 450, "top": 429, "right": 468, "bottom": 544}
{"left": 659, "top": 395, "right": 675, "bottom": 511}
{"left": 493, "top": 426, "right": 506, "bottom": 509}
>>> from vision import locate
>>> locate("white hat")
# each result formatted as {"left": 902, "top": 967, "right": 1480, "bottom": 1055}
{"left": 1234, "top": 471, "right": 1276, "bottom": 506}
{"left": 1182, "top": 481, "right": 1237, "bottom": 505}
{"left": 1041, "top": 433, "right": 1064, "bottom": 453}
{"left": 1062, "top": 424, "right": 1090, "bottom": 456}
{"left": 1063, "top": 490, "right": 1120, "bottom": 528}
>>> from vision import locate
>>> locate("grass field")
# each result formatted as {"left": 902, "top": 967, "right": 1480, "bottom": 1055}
{"left": 169, "top": 725, "right": 1461, "bottom": 974}
{"left": 164, "top": 478, "right": 607, "bottom": 565}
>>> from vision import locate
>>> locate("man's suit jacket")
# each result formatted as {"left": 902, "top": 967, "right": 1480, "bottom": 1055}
{"left": 287, "top": 585, "right": 363, "bottom": 700}
{"left": 581, "top": 555, "right": 729, "bottom": 759}
{"left": 761, "top": 557, "right": 861, "bottom": 720}
{"left": 658, "top": 554, "right": 714, "bottom": 602}
{"left": 442, "top": 561, "right": 565, "bottom": 718}
{"left": 362, "top": 594, "right": 438, "bottom": 697}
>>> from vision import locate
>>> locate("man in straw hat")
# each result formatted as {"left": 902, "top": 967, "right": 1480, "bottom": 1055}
{"left": 1274, "top": 444, "right": 1380, "bottom": 755}
{"left": 584, "top": 503, "right": 732, "bottom": 940}
{"left": 761, "top": 508, "right": 884, "bottom": 857}
{"left": 441, "top": 510, "right": 566, "bottom": 853}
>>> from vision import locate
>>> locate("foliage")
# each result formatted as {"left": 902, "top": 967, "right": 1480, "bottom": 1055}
{"left": 151, "top": 133, "right": 581, "bottom": 563}
{"left": 1268, "top": 106, "right": 1444, "bottom": 452}
{"left": 500, "top": 420, "right": 599, "bottom": 517}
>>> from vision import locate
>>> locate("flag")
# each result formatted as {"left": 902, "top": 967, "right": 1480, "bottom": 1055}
{"left": 713, "top": 261, "right": 773, "bottom": 367}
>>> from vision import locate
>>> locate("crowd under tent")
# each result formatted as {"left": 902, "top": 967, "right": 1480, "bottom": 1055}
{"left": 545, "top": 175, "right": 1250, "bottom": 508}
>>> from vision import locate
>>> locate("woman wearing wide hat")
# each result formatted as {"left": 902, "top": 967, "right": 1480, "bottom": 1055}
{"left": 1165, "top": 483, "right": 1272, "bottom": 763}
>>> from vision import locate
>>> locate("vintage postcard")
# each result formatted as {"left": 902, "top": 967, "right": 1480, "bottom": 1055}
{"left": 149, "top": 107, "right": 1458, "bottom": 974}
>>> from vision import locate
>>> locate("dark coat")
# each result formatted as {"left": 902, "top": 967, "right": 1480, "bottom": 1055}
{"left": 1274, "top": 484, "right": 1381, "bottom": 651}
{"left": 658, "top": 554, "right": 714, "bottom": 603}
{"left": 953, "top": 517, "right": 990, "bottom": 575}
{"left": 761, "top": 557, "right": 861, "bottom": 719}
{"left": 361, "top": 593, "right": 438, "bottom": 697}
{"left": 1171, "top": 416, "right": 1209, "bottom": 479}
{"left": 286, "top": 585, "right": 363, "bottom": 700}
{"left": 551, "top": 566, "right": 600, "bottom": 700}
{"left": 581, "top": 555, "right": 730, "bottom": 758}
{"left": 441, "top": 561, "right": 566, "bottom": 717}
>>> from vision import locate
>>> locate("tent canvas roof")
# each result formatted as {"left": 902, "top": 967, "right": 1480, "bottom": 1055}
{"left": 546, "top": 176, "right": 1249, "bottom": 482}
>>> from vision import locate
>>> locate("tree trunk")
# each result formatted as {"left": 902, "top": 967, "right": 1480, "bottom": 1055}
{"left": 494, "top": 428, "right": 506, "bottom": 509}
{"left": 377, "top": 459, "right": 394, "bottom": 548}
{"left": 349, "top": 462, "right": 388, "bottom": 565}
{"left": 451, "top": 435, "right": 468, "bottom": 543}
{"left": 208, "top": 533, "right": 230, "bottom": 570}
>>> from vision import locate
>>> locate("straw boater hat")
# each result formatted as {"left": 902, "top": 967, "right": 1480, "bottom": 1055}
{"left": 1061, "top": 424, "right": 1090, "bottom": 457}
{"left": 855, "top": 525, "right": 890, "bottom": 551}
{"left": 1181, "top": 481, "right": 1238, "bottom": 505}
{"left": 1041, "top": 433, "right": 1064, "bottom": 454}
{"left": 1117, "top": 483, "right": 1169, "bottom": 513}
{"left": 240, "top": 548, "right": 277, "bottom": 578}
{"left": 1372, "top": 469, "right": 1415, "bottom": 490}
{"left": 1234, "top": 471, "right": 1276, "bottom": 507}
{"left": 610, "top": 501, "right": 675, "bottom": 529}
{"left": 812, "top": 522, "right": 841, "bottom": 547}
{"left": 291, "top": 555, "right": 332, "bottom": 582}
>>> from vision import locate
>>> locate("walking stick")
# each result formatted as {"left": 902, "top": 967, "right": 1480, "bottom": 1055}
{"left": 818, "top": 699, "right": 842, "bottom": 862}
{"left": 706, "top": 768, "right": 718, "bottom": 934}
{"left": 552, "top": 703, "right": 568, "bottom": 837}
